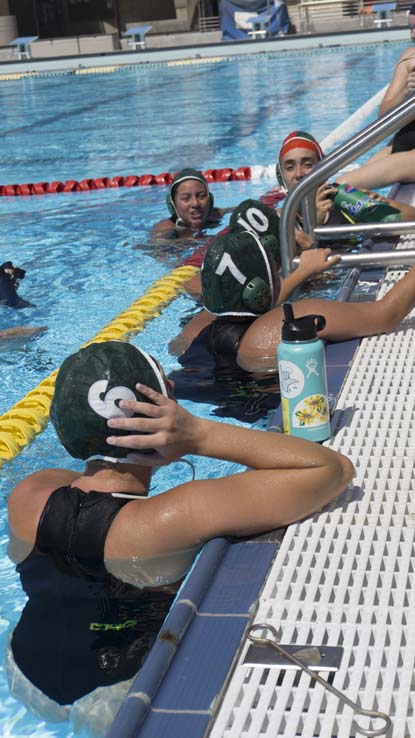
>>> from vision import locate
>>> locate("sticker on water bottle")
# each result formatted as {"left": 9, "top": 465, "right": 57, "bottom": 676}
{"left": 292, "top": 394, "right": 329, "bottom": 428}
{"left": 278, "top": 360, "right": 304, "bottom": 399}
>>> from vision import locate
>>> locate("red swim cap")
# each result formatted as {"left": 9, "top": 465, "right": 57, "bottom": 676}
{"left": 278, "top": 131, "right": 324, "bottom": 163}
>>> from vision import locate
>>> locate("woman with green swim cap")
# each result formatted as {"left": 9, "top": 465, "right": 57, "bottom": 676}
{"left": 6, "top": 339, "right": 353, "bottom": 729}
{"left": 171, "top": 227, "right": 415, "bottom": 375}
{"left": 150, "top": 168, "right": 230, "bottom": 240}
{"left": 8, "top": 338, "right": 352, "bottom": 579}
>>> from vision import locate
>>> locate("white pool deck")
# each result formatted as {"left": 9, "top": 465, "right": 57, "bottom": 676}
{"left": 208, "top": 220, "right": 415, "bottom": 737}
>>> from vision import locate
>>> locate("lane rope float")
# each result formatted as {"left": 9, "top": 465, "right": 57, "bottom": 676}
{"left": 0, "top": 165, "right": 259, "bottom": 197}
{"left": 0, "top": 264, "right": 198, "bottom": 467}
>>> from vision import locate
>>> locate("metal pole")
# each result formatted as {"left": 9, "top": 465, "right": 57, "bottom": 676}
{"left": 280, "top": 94, "right": 415, "bottom": 276}
{"left": 292, "top": 249, "right": 415, "bottom": 269}
{"left": 314, "top": 220, "right": 415, "bottom": 240}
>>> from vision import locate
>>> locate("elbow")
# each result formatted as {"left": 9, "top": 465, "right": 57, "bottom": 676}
{"left": 324, "top": 451, "right": 354, "bottom": 506}
{"left": 338, "top": 453, "right": 355, "bottom": 490}
{"left": 332, "top": 452, "right": 355, "bottom": 499}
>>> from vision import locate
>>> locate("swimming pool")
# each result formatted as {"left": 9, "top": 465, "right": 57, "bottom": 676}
{"left": 0, "top": 40, "right": 409, "bottom": 738}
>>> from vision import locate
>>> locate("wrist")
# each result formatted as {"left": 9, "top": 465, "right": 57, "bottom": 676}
{"left": 188, "top": 417, "right": 213, "bottom": 456}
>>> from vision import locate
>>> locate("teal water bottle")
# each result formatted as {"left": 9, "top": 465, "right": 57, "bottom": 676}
{"left": 332, "top": 183, "right": 400, "bottom": 223}
{"left": 277, "top": 303, "right": 330, "bottom": 442}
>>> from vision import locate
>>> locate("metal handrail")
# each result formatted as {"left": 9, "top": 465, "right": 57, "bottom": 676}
{"left": 279, "top": 94, "right": 415, "bottom": 276}
{"left": 314, "top": 222, "right": 415, "bottom": 239}
{"left": 292, "top": 249, "right": 415, "bottom": 268}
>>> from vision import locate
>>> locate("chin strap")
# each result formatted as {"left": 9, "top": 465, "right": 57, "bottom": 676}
{"left": 86, "top": 454, "right": 139, "bottom": 464}
{"left": 176, "top": 457, "right": 196, "bottom": 480}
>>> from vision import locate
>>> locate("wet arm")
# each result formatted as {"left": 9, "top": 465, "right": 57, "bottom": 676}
{"left": 238, "top": 265, "right": 415, "bottom": 373}
{"left": 168, "top": 309, "right": 214, "bottom": 355}
{"left": 106, "top": 387, "right": 354, "bottom": 542}
{"left": 379, "top": 52, "right": 415, "bottom": 117}
{"left": 337, "top": 151, "right": 415, "bottom": 190}
{"left": 277, "top": 249, "right": 341, "bottom": 304}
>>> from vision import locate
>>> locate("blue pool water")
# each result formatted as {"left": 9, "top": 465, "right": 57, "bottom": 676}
{"left": 0, "top": 40, "right": 409, "bottom": 738}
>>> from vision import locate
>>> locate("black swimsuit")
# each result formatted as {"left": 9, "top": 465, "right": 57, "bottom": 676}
{"left": 170, "top": 316, "right": 279, "bottom": 423}
{"left": 36, "top": 485, "right": 136, "bottom": 577}
{"left": 203, "top": 317, "right": 255, "bottom": 369}
{"left": 391, "top": 121, "right": 415, "bottom": 154}
{"left": 11, "top": 486, "right": 174, "bottom": 705}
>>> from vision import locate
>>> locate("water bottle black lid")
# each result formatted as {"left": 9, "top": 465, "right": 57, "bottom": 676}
{"left": 281, "top": 302, "right": 326, "bottom": 341}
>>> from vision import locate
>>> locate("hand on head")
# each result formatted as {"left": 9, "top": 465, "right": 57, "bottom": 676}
{"left": 106, "top": 383, "right": 202, "bottom": 466}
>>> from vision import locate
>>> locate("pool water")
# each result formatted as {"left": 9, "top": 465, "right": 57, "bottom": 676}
{"left": 0, "top": 42, "right": 408, "bottom": 184}
{"left": 0, "top": 40, "right": 409, "bottom": 738}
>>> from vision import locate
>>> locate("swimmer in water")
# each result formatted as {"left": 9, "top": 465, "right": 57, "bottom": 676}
{"left": 177, "top": 198, "right": 340, "bottom": 310}
{"left": 8, "top": 339, "right": 352, "bottom": 586}
{"left": 171, "top": 227, "right": 415, "bottom": 375}
{"left": 150, "top": 168, "right": 231, "bottom": 241}
{"left": 7, "top": 340, "right": 352, "bottom": 734}
{"left": 0, "top": 262, "right": 46, "bottom": 342}
{"left": 275, "top": 131, "right": 415, "bottom": 250}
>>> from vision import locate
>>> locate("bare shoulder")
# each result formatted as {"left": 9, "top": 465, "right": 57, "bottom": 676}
{"left": 9, "top": 468, "right": 78, "bottom": 509}
{"left": 8, "top": 468, "right": 78, "bottom": 542}
{"left": 150, "top": 218, "right": 176, "bottom": 239}
{"left": 168, "top": 309, "right": 214, "bottom": 356}
{"left": 398, "top": 46, "right": 415, "bottom": 64}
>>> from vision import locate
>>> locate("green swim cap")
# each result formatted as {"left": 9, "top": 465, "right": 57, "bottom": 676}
{"left": 201, "top": 229, "right": 275, "bottom": 317}
{"left": 167, "top": 168, "right": 212, "bottom": 216}
{"left": 50, "top": 341, "right": 168, "bottom": 462}
{"left": 230, "top": 199, "right": 281, "bottom": 266}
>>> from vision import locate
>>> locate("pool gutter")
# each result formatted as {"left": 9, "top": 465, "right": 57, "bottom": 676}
{"left": 0, "top": 27, "right": 409, "bottom": 75}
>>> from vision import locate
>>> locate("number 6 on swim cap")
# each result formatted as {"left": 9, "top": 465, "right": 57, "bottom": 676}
{"left": 88, "top": 381, "right": 136, "bottom": 419}
{"left": 50, "top": 341, "right": 168, "bottom": 461}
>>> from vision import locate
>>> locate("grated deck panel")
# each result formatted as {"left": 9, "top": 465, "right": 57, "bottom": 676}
{"left": 208, "top": 266, "right": 415, "bottom": 738}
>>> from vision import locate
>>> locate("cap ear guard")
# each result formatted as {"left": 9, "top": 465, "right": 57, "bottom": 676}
{"left": 261, "top": 234, "right": 281, "bottom": 269}
{"left": 166, "top": 193, "right": 176, "bottom": 216}
{"left": 242, "top": 276, "right": 272, "bottom": 313}
{"left": 276, "top": 161, "right": 287, "bottom": 191}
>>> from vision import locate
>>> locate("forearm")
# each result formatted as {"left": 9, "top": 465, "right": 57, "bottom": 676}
{"left": 168, "top": 309, "right": 213, "bottom": 356}
{"left": 192, "top": 417, "right": 344, "bottom": 471}
{"left": 337, "top": 153, "right": 414, "bottom": 190}
{"left": 389, "top": 200, "right": 415, "bottom": 222}
{"left": 277, "top": 268, "right": 311, "bottom": 304}
{"left": 379, "top": 89, "right": 406, "bottom": 117}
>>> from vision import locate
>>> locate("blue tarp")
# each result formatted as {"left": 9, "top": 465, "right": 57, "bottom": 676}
{"left": 221, "top": 0, "right": 291, "bottom": 40}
